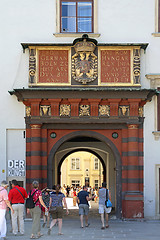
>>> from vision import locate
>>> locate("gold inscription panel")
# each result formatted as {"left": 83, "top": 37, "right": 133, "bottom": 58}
{"left": 101, "top": 50, "right": 131, "bottom": 84}
{"left": 38, "top": 50, "right": 69, "bottom": 84}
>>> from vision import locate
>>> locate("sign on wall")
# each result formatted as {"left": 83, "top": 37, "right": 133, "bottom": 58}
{"left": 8, "top": 160, "right": 25, "bottom": 177}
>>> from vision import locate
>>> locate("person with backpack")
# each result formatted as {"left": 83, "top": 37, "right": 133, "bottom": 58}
{"left": 27, "top": 181, "right": 48, "bottom": 239}
{"left": 8, "top": 179, "right": 28, "bottom": 236}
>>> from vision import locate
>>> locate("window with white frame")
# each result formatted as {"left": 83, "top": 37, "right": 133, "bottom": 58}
{"left": 60, "top": 0, "right": 93, "bottom": 33}
{"left": 72, "top": 180, "right": 80, "bottom": 186}
{"left": 71, "top": 158, "right": 80, "bottom": 170}
{"left": 94, "top": 157, "right": 99, "bottom": 170}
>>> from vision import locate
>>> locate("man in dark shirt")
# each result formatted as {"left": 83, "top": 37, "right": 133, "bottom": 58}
{"left": 8, "top": 179, "right": 27, "bottom": 236}
{"left": 77, "top": 186, "right": 95, "bottom": 228}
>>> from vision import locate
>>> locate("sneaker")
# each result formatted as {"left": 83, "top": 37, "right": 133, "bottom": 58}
{"left": 42, "top": 222, "right": 46, "bottom": 228}
{"left": 48, "top": 228, "right": 51, "bottom": 235}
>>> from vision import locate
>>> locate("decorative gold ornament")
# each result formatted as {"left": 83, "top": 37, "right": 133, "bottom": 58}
{"left": 26, "top": 106, "right": 31, "bottom": 117}
{"left": 60, "top": 104, "right": 71, "bottom": 116}
{"left": 72, "top": 35, "right": 98, "bottom": 85}
{"left": 79, "top": 105, "right": 90, "bottom": 116}
{"left": 119, "top": 106, "right": 129, "bottom": 116}
{"left": 139, "top": 107, "right": 143, "bottom": 117}
{"left": 29, "top": 48, "right": 36, "bottom": 83}
{"left": 99, "top": 105, "right": 110, "bottom": 116}
{"left": 133, "top": 49, "right": 140, "bottom": 84}
{"left": 40, "top": 105, "right": 51, "bottom": 116}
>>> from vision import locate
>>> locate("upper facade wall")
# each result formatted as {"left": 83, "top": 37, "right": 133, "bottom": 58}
{"left": 0, "top": 0, "right": 159, "bottom": 90}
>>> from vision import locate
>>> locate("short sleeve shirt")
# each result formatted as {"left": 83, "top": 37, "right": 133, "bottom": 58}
{"left": 31, "top": 189, "right": 42, "bottom": 208}
{"left": 99, "top": 188, "right": 108, "bottom": 205}
{"left": 77, "top": 190, "right": 89, "bottom": 205}
{"left": 0, "top": 187, "right": 8, "bottom": 209}
{"left": 50, "top": 192, "right": 65, "bottom": 207}
{"left": 42, "top": 192, "right": 50, "bottom": 208}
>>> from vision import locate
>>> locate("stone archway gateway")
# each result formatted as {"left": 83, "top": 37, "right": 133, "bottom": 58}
{"left": 10, "top": 35, "right": 156, "bottom": 218}
{"left": 47, "top": 130, "right": 121, "bottom": 218}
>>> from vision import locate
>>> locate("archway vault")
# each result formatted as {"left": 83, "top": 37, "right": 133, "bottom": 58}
{"left": 48, "top": 130, "right": 122, "bottom": 218}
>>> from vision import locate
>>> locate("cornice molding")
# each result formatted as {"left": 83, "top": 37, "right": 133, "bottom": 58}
{"left": 145, "top": 74, "right": 160, "bottom": 88}
{"left": 152, "top": 131, "right": 160, "bottom": 141}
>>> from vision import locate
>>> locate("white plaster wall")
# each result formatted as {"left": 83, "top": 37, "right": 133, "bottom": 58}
{"left": 144, "top": 98, "right": 160, "bottom": 218}
{"left": 0, "top": 0, "right": 160, "bottom": 217}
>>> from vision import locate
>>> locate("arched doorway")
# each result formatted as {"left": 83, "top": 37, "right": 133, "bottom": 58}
{"left": 48, "top": 130, "right": 122, "bottom": 218}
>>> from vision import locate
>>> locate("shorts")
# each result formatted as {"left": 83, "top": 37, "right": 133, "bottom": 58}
{"left": 99, "top": 204, "right": 112, "bottom": 214}
{"left": 79, "top": 204, "right": 89, "bottom": 216}
{"left": 51, "top": 206, "right": 63, "bottom": 219}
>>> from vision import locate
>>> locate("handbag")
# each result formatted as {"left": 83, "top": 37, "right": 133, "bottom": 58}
{"left": 105, "top": 189, "right": 112, "bottom": 208}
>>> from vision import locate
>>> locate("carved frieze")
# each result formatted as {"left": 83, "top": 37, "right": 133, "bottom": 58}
{"left": 99, "top": 105, "right": 110, "bottom": 116}
{"left": 133, "top": 49, "right": 140, "bottom": 84}
{"left": 79, "top": 105, "right": 90, "bottom": 116}
{"left": 29, "top": 48, "right": 36, "bottom": 84}
{"left": 26, "top": 106, "right": 31, "bottom": 117}
{"left": 60, "top": 104, "right": 71, "bottom": 116}
{"left": 138, "top": 107, "right": 143, "bottom": 117}
{"left": 40, "top": 105, "right": 51, "bottom": 116}
{"left": 119, "top": 106, "right": 130, "bottom": 116}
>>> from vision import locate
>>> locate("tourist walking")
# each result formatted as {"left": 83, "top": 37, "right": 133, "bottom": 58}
{"left": 41, "top": 188, "right": 50, "bottom": 228}
{"left": 0, "top": 180, "right": 14, "bottom": 240}
{"left": 27, "top": 181, "right": 48, "bottom": 239}
{"left": 8, "top": 179, "right": 27, "bottom": 236}
{"left": 98, "top": 182, "right": 112, "bottom": 229}
{"left": 77, "top": 186, "right": 95, "bottom": 228}
{"left": 48, "top": 185, "right": 69, "bottom": 236}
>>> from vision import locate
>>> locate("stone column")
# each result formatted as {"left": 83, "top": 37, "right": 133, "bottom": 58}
{"left": 123, "top": 124, "right": 144, "bottom": 218}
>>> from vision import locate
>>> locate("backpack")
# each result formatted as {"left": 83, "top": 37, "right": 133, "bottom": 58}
{"left": 26, "top": 190, "right": 38, "bottom": 209}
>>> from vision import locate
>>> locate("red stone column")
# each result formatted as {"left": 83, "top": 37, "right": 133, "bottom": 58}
{"left": 30, "top": 99, "right": 41, "bottom": 116}
{"left": 41, "top": 128, "right": 48, "bottom": 189}
{"left": 69, "top": 99, "right": 81, "bottom": 117}
{"left": 109, "top": 99, "right": 121, "bottom": 116}
{"left": 88, "top": 99, "right": 100, "bottom": 116}
{"left": 129, "top": 99, "right": 141, "bottom": 116}
{"left": 26, "top": 126, "right": 31, "bottom": 191}
{"left": 123, "top": 124, "right": 144, "bottom": 218}
{"left": 29, "top": 124, "right": 42, "bottom": 189}
{"left": 49, "top": 99, "right": 61, "bottom": 116}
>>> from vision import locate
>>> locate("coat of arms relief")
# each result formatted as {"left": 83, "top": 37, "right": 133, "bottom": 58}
{"left": 72, "top": 34, "right": 98, "bottom": 85}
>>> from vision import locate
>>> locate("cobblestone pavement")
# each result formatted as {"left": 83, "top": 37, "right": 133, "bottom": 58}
{"left": 4, "top": 201, "right": 160, "bottom": 240}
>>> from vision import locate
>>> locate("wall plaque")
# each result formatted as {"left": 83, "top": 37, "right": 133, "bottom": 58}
{"left": 100, "top": 49, "right": 131, "bottom": 84}
{"left": 38, "top": 49, "right": 69, "bottom": 84}
{"left": 29, "top": 47, "right": 71, "bottom": 86}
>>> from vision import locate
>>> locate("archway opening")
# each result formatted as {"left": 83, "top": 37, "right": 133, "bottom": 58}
{"left": 48, "top": 131, "right": 122, "bottom": 218}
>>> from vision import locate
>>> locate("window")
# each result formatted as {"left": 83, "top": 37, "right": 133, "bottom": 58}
{"left": 94, "top": 180, "right": 98, "bottom": 188}
{"left": 94, "top": 157, "right": 99, "bottom": 170}
{"left": 72, "top": 180, "right": 80, "bottom": 186}
{"left": 60, "top": 0, "right": 93, "bottom": 33}
{"left": 71, "top": 158, "right": 80, "bottom": 170}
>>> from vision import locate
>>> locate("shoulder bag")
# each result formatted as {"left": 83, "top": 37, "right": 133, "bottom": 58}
{"left": 105, "top": 189, "right": 112, "bottom": 208}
